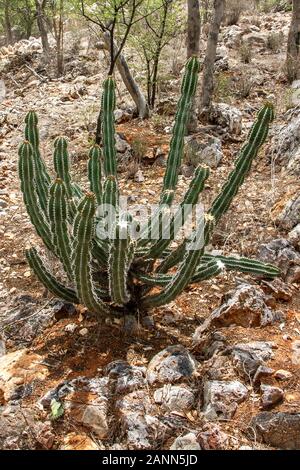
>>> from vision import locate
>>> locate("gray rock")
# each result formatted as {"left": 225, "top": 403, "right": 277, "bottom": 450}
{"left": 170, "top": 433, "right": 201, "bottom": 450}
{"left": 253, "top": 365, "right": 274, "bottom": 385}
{"left": 67, "top": 377, "right": 109, "bottom": 439}
{"left": 260, "top": 278, "right": 293, "bottom": 302}
{"left": 248, "top": 412, "right": 300, "bottom": 449}
{"left": 209, "top": 103, "right": 242, "bottom": 135}
{"left": 147, "top": 345, "right": 198, "bottom": 385}
{"left": 193, "top": 284, "right": 282, "bottom": 336}
{"left": 1, "top": 297, "right": 76, "bottom": 345}
{"left": 288, "top": 223, "right": 300, "bottom": 249}
{"left": 205, "top": 355, "right": 236, "bottom": 381}
{"left": 269, "top": 107, "right": 300, "bottom": 173}
{"left": 153, "top": 385, "right": 195, "bottom": 412}
{"left": 184, "top": 134, "right": 223, "bottom": 168}
{"left": 0, "top": 339, "right": 5, "bottom": 357}
{"left": 116, "top": 390, "right": 168, "bottom": 449}
{"left": 258, "top": 238, "right": 300, "bottom": 283}
{"left": 223, "top": 25, "right": 243, "bottom": 48}
{"left": 105, "top": 360, "right": 146, "bottom": 394}
{"left": 275, "top": 194, "right": 300, "bottom": 231}
{"left": 39, "top": 376, "right": 110, "bottom": 439}
{"left": 260, "top": 385, "right": 284, "bottom": 410}
{"left": 234, "top": 341, "right": 275, "bottom": 362}
{"left": 0, "top": 406, "right": 34, "bottom": 449}
{"left": 134, "top": 169, "right": 144, "bottom": 183}
{"left": 229, "top": 341, "right": 274, "bottom": 380}
{"left": 115, "top": 133, "right": 130, "bottom": 153}
{"left": 114, "top": 108, "right": 132, "bottom": 124}
{"left": 192, "top": 331, "right": 227, "bottom": 357}
{"left": 0, "top": 199, "right": 7, "bottom": 209}
{"left": 287, "top": 150, "right": 300, "bottom": 175}
{"left": 215, "top": 48, "right": 229, "bottom": 71}
{"left": 0, "top": 79, "right": 6, "bottom": 102}
{"left": 243, "top": 32, "right": 267, "bottom": 47}
{"left": 198, "top": 423, "right": 229, "bottom": 450}
{"left": 80, "top": 402, "right": 108, "bottom": 438}
{"left": 122, "top": 314, "right": 139, "bottom": 335}
{"left": 202, "top": 380, "right": 248, "bottom": 420}
{"left": 274, "top": 369, "right": 293, "bottom": 381}
{"left": 291, "top": 340, "right": 300, "bottom": 365}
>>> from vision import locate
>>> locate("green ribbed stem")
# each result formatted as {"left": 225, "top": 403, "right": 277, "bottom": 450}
{"left": 161, "top": 56, "right": 200, "bottom": 199}
{"left": 88, "top": 145, "right": 102, "bottom": 205}
{"left": 209, "top": 103, "right": 274, "bottom": 222}
{"left": 72, "top": 193, "right": 109, "bottom": 315}
{"left": 138, "top": 58, "right": 200, "bottom": 249}
{"left": 102, "top": 175, "right": 119, "bottom": 209}
{"left": 53, "top": 137, "right": 77, "bottom": 217}
{"left": 24, "top": 111, "right": 50, "bottom": 214}
{"left": 102, "top": 77, "right": 117, "bottom": 177}
{"left": 26, "top": 248, "right": 78, "bottom": 303}
{"left": 199, "top": 254, "right": 280, "bottom": 278}
{"left": 108, "top": 217, "right": 135, "bottom": 305}
{"left": 18, "top": 141, "right": 54, "bottom": 253}
{"left": 48, "top": 178, "right": 73, "bottom": 280}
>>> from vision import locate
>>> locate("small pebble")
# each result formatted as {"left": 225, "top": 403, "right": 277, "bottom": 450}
{"left": 79, "top": 328, "right": 88, "bottom": 336}
{"left": 274, "top": 369, "right": 293, "bottom": 381}
{"left": 65, "top": 323, "right": 77, "bottom": 333}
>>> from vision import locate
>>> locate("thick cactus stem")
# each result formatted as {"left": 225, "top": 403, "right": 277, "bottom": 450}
{"left": 161, "top": 56, "right": 200, "bottom": 199}
{"left": 24, "top": 111, "right": 50, "bottom": 214}
{"left": 53, "top": 137, "right": 78, "bottom": 217}
{"left": 209, "top": 103, "right": 275, "bottom": 222}
{"left": 48, "top": 178, "right": 73, "bottom": 280}
{"left": 108, "top": 217, "right": 135, "bottom": 305}
{"left": 72, "top": 193, "right": 109, "bottom": 315}
{"left": 53, "top": 137, "right": 72, "bottom": 197}
{"left": 199, "top": 254, "right": 280, "bottom": 278}
{"left": 138, "top": 58, "right": 200, "bottom": 248}
{"left": 18, "top": 141, "right": 54, "bottom": 253}
{"left": 102, "top": 77, "right": 117, "bottom": 177}
{"left": 26, "top": 248, "right": 79, "bottom": 304}
{"left": 102, "top": 175, "right": 119, "bottom": 209}
{"left": 88, "top": 145, "right": 102, "bottom": 205}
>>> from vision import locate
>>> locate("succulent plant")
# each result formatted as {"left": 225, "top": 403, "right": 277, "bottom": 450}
{"left": 18, "top": 57, "right": 279, "bottom": 317}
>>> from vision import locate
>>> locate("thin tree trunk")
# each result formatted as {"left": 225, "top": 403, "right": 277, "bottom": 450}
{"left": 199, "top": 0, "right": 225, "bottom": 121}
{"left": 56, "top": 0, "right": 64, "bottom": 76}
{"left": 96, "top": 31, "right": 149, "bottom": 144}
{"left": 35, "top": 0, "right": 50, "bottom": 57}
{"left": 148, "top": 1, "right": 169, "bottom": 109}
{"left": 187, "top": 0, "right": 201, "bottom": 133}
{"left": 4, "top": 1, "right": 13, "bottom": 45}
{"left": 286, "top": 0, "right": 300, "bottom": 82}
{"left": 187, "top": 0, "right": 201, "bottom": 59}
{"left": 150, "top": 52, "right": 160, "bottom": 109}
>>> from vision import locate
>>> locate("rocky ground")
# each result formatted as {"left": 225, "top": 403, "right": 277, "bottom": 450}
{"left": 0, "top": 9, "right": 300, "bottom": 450}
